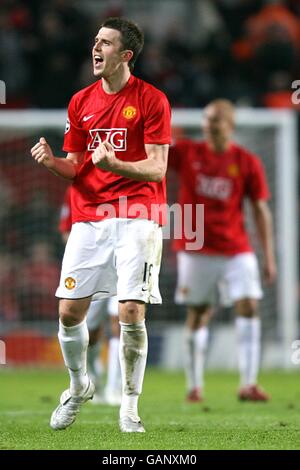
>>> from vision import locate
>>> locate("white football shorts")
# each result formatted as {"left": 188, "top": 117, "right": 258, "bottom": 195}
{"left": 175, "top": 251, "right": 263, "bottom": 306}
{"left": 86, "top": 296, "right": 118, "bottom": 331}
{"left": 56, "top": 218, "right": 162, "bottom": 303}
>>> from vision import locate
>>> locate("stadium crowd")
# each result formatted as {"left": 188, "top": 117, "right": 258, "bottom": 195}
{"left": 1, "top": 0, "right": 300, "bottom": 109}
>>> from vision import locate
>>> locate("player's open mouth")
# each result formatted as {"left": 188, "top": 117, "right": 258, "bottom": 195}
{"left": 94, "top": 55, "right": 104, "bottom": 66}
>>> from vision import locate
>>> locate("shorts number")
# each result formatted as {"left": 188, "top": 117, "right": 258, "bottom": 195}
{"left": 143, "top": 262, "right": 153, "bottom": 284}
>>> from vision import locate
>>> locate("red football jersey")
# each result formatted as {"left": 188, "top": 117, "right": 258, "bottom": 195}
{"left": 58, "top": 186, "right": 72, "bottom": 234}
{"left": 169, "top": 140, "right": 270, "bottom": 255}
{"left": 63, "top": 75, "right": 171, "bottom": 225}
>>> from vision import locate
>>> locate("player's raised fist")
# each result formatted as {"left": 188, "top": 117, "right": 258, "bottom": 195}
{"left": 30, "top": 137, "right": 55, "bottom": 168}
{"left": 92, "top": 141, "right": 116, "bottom": 171}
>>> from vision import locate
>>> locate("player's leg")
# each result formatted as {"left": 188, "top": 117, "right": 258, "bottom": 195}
{"left": 116, "top": 219, "right": 162, "bottom": 432}
{"left": 51, "top": 221, "right": 116, "bottom": 429}
{"left": 224, "top": 253, "right": 268, "bottom": 401}
{"left": 58, "top": 298, "right": 91, "bottom": 395}
{"left": 235, "top": 298, "right": 260, "bottom": 389}
{"left": 51, "top": 297, "right": 95, "bottom": 430}
{"left": 235, "top": 298, "right": 269, "bottom": 400}
{"left": 184, "top": 305, "right": 212, "bottom": 402}
{"left": 175, "top": 252, "right": 221, "bottom": 401}
{"left": 87, "top": 325, "right": 104, "bottom": 401}
{"left": 86, "top": 299, "right": 108, "bottom": 402}
{"left": 119, "top": 300, "right": 147, "bottom": 432}
{"left": 105, "top": 297, "right": 122, "bottom": 405}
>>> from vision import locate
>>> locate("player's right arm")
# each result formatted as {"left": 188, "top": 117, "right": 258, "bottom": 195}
{"left": 30, "top": 137, "right": 84, "bottom": 180}
{"left": 251, "top": 199, "right": 277, "bottom": 284}
{"left": 245, "top": 154, "right": 277, "bottom": 285}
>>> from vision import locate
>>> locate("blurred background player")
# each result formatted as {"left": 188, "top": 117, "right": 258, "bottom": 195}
{"left": 59, "top": 187, "right": 121, "bottom": 405}
{"left": 169, "top": 99, "right": 277, "bottom": 402}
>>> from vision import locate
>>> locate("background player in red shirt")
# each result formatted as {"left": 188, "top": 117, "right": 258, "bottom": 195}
{"left": 31, "top": 17, "right": 171, "bottom": 432}
{"left": 170, "top": 99, "right": 277, "bottom": 402}
{"left": 59, "top": 187, "right": 121, "bottom": 406}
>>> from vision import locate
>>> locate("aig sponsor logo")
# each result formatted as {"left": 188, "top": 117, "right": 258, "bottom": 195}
{"left": 196, "top": 174, "right": 232, "bottom": 200}
{"left": 88, "top": 128, "right": 127, "bottom": 151}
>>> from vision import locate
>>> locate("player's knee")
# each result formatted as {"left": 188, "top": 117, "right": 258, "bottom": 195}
{"left": 59, "top": 301, "right": 87, "bottom": 326}
{"left": 235, "top": 298, "right": 258, "bottom": 318}
{"left": 59, "top": 309, "right": 82, "bottom": 326}
{"left": 187, "top": 305, "right": 212, "bottom": 329}
{"left": 119, "top": 300, "right": 145, "bottom": 323}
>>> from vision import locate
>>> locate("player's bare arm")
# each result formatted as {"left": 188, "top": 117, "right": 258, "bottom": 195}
{"left": 251, "top": 199, "right": 277, "bottom": 284}
{"left": 30, "top": 137, "right": 84, "bottom": 180}
{"left": 92, "top": 141, "right": 169, "bottom": 182}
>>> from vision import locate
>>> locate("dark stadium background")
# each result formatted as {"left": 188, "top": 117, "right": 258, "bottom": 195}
{"left": 0, "top": 0, "right": 299, "bottom": 367}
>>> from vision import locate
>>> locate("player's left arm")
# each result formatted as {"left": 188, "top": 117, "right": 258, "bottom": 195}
{"left": 251, "top": 199, "right": 277, "bottom": 284}
{"left": 91, "top": 141, "right": 169, "bottom": 182}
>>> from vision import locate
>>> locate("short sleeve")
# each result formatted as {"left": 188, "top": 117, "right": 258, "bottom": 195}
{"left": 245, "top": 154, "right": 270, "bottom": 201}
{"left": 63, "top": 95, "right": 87, "bottom": 153}
{"left": 143, "top": 90, "right": 171, "bottom": 145}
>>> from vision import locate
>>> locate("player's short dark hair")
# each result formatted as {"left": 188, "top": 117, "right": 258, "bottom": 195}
{"left": 101, "top": 17, "right": 144, "bottom": 71}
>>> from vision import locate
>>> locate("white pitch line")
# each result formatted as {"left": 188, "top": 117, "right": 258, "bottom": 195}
{"left": 0, "top": 410, "right": 116, "bottom": 423}
{"left": 0, "top": 410, "right": 49, "bottom": 416}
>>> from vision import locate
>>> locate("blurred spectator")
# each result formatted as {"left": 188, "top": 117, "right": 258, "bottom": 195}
{"left": 286, "top": 0, "right": 300, "bottom": 16}
{"left": 17, "top": 241, "right": 60, "bottom": 321}
{"left": 232, "top": 1, "right": 300, "bottom": 74}
{"left": 0, "top": 252, "right": 20, "bottom": 321}
{"left": 3, "top": 191, "right": 59, "bottom": 256}
{"left": 0, "top": 5, "right": 30, "bottom": 106}
{"left": 31, "top": 10, "right": 76, "bottom": 107}
{"left": 246, "top": 1, "right": 300, "bottom": 49}
{"left": 262, "top": 71, "right": 300, "bottom": 108}
{"left": 0, "top": 174, "right": 20, "bottom": 255}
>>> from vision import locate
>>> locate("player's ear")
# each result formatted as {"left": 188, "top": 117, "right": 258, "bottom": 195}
{"left": 121, "top": 50, "right": 133, "bottom": 64}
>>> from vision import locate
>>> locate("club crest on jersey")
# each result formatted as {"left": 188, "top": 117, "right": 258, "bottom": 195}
{"left": 227, "top": 163, "right": 239, "bottom": 177}
{"left": 88, "top": 128, "right": 127, "bottom": 151}
{"left": 64, "top": 277, "right": 76, "bottom": 290}
{"left": 122, "top": 105, "right": 137, "bottom": 120}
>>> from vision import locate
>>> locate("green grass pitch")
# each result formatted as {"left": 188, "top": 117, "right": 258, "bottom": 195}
{"left": 0, "top": 368, "right": 300, "bottom": 450}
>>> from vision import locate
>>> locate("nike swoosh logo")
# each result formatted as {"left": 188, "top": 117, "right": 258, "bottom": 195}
{"left": 141, "top": 287, "right": 148, "bottom": 292}
{"left": 83, "top": 114, "right": 94, "bottom": 122}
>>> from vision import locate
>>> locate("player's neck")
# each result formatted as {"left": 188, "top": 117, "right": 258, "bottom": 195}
{"left": 101, "top": 68, "right": 131, "bottom": 94}
{"left": 208, "top": 139, "right": 230, "bottom": 154}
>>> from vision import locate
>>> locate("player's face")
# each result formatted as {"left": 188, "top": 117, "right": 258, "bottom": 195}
{"left": 202, "top": 105, "right": 234, "bottom": 142}
{"left": 92, "top": 27, "right": 126, "bottom": 78}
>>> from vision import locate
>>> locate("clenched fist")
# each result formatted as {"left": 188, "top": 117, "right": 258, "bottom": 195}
{"left": 30, "top": 137, "right": 55, "bottom": 168}
{"left": 92, "top": 140, "right": 118, "bottom": 171}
